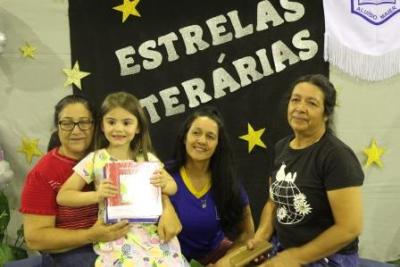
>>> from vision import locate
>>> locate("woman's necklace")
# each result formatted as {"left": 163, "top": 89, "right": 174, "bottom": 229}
{"left": 200, "top": 198, "right": 207, "bottom": 209}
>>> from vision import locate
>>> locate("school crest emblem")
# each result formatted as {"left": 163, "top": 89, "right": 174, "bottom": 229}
{"left": 351, "top": 0, "right": 400, "bottom": 24}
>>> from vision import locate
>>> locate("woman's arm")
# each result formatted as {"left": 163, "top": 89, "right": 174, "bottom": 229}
{"left": 250, "top": 198, "right": 276, "bottom": 249}
{"left": 262, "top": 186, "right": 363, "bottom": 267}
{"left": 249, "top": 177, "right": 276, "bottom": 249}
{"left": 23, "top": 214, "right": 131, "bottom": 252}
{"left": 213, "top": 205, "right": 255, "bottom": 266}
{"left": 157, "top": 195, "right": 182, "bottom": 242}
{"left": 231, "top": 205, "right": 255, "bottom": 246}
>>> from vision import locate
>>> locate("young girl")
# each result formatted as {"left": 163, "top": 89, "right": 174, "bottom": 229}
{"left": 57, "top": 92, "right": 188, "bottom": 267}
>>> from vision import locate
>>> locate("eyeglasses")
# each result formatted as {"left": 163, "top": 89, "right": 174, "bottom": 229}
{"left": 58, "top": 120, "right": 93, "bottom": 131}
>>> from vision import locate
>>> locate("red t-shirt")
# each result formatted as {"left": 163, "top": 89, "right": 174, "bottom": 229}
{"left": 20, "top": 148, "right": 98, "bottom": 229}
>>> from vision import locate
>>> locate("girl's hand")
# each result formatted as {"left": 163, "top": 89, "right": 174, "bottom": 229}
{"left": 97, "top": 180, "right": 118, "bottom": 202}
{"left": 151, "top": 168, "right": 177, "bottom": 195}
{"left": 150, "top": 169, "right": 167, "bottom": 191}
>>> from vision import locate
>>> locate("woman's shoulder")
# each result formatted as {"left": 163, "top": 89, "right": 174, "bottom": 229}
{"left": 317, "top": 132, "right": 364, "bottom": 187}
{"left": 30, "top": 148, "right": 75, "bottom": 171}
{"left": 317, "top": 132, "right": 363, "bottom": 174}
{"left": 274, "top": 135, "right": 292, "bottom": 151}
{"left": 25, "top": 148, "right": 75, "bottom": 183}
{"left": 320, "top": 132, "right": 356, "bottom": 156}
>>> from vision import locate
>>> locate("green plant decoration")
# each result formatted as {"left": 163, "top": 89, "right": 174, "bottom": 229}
{"left": 0, "top": 152, "right": 28, "bottom": 266}
{"left": 0, "top": 191, "right": 27, "bottom": 266}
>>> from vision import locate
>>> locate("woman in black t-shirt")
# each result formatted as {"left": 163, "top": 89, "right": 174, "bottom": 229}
{"left": 249, "top": 74, "right": 364, "bottom": 267}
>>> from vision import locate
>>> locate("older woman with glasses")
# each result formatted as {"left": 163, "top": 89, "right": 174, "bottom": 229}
{"left": 18, "top": 95, "right": 130, "bottom": 266}
{"left": 18, "top": 95, "right": 181, "bottom": 267}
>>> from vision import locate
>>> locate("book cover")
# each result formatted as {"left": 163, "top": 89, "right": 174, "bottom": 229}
{"left": 104, "top": 160, "right": 162, "bottom": 223}
{"left": 229, "top": 241, "right": 273, "bottom": 267}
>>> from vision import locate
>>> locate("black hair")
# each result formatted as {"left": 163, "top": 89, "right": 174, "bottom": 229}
{"left": 47, "top": 95, "right": 95, "bottom": 151}
{"left": 170, "top": 106, "right": 244, "bottom": 238}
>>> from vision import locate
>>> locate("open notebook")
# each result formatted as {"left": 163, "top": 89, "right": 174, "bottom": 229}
{"left": 104, "top": 161, "right": 162, "bottom": 224}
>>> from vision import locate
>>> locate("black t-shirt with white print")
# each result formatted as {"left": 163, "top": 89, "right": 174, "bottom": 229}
{"left": 271, "top": 131, "right": 364, "bottom": 254}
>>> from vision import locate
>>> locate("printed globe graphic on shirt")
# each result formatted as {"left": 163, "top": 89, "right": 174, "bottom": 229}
{"left": 270, "top": 164, "right": 312, "bottom": 224}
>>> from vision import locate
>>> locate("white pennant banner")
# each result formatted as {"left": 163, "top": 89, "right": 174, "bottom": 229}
{"left": 323, "top": 0, "right": 400, "bottom": 81}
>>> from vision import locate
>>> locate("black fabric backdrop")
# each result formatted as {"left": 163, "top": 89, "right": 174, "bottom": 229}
{"left": 68, "top": 0, "right": 328, "bottom": 223}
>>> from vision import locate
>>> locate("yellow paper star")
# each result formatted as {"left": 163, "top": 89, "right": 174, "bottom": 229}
{"left": 63, "top": 61, "right": 90, "bottom": 90}
{"left": 363, "top": 139, "right": 385, "bottom": 168}
{"left": 20, "top": 43, "right": 37, "bottom": 58}
{"left": 239, "top": 123, "right": 267, "bottom": 153}
{"left": 18, "top": 137, "right": 43, "bottom": 164}
{"left": 113, "top": 0, "right": 141, "bottom": 23}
